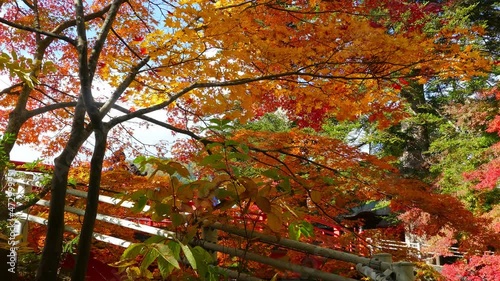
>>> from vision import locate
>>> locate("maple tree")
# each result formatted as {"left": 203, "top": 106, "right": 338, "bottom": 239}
{"left": 321, "top": 0, "right": 500, "bottom": 278}
{"left": 441, "top": 254, "right": 500, "bottom": 281}
{"left": 0, "top": 0, "right": 497, "bottom": 280}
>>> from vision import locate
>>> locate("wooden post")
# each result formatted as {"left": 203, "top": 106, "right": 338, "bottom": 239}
{"left": 392, "top": 262, "right": 415, "bottom": 281}
{"left": 416, "top": 242, "right": 422, "bottom": 259}
{"left": 18, "top": 174, "right": 33, "bottom": 243}
{"left": 202, "top": 226, "right": 218, "bottom": 261}
{"left": 10, "top": 172, "right": 32, "bottom": 243}
{"left": 372, "top": 253, "right": 392, "bottom": 263}
{"left": 356, "top": 253, "right": 393, "bottom": 280}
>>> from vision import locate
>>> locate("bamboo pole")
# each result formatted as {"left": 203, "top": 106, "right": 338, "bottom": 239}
{"left": 208, "top": 221, "right": 392, "bottom": 271}
{"left": 192, "top": 239, "right": 359, "bottom": 281}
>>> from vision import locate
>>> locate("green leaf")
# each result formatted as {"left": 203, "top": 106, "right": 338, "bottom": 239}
{"left": 140, "top": 247, "right": 160, "bottom": 271}
{"left": 224, "top": 139, "right": 240, "bottom": 147}
{"left": 179, "top": 243, "right": 197, "bottom": 270}
{"left": 167, "top": 161, "right": 190, "bottom": 177}
{"left": 289, "top": 223, "right": 299, "bottom": 240}
{"left": 68, "top": 178, "right": 77, "bottom": 186}
{"left": 42, "top": 61, "right": 56, "bottom": 73}
{"left": 228, "top": 152, "right": 250, "bottom": 161}
{"left": 126, "top": 266, "right": 141, "bottom": 279}
{"left": 141, "top": 268, "right": 154, "bottom": 279}
{"left": 214, "top": 188, "right": 233, "bottom": 199}
{"left": 322, "top": 177, "right": 336, "bottom": 185}
{"left": 144, "top": 235, "right": 166, "bottom": 244}
{"left": 154, "top": 202, "right": 170, "bottom": 217}
{"left": 155, "top": 243, "right": 180, "bottom": 269}
{"left": 130, "top": 189, "right": 146, "bottom": 200}
{"left": 206, "top": 118, "right": 234, "bottom": 132}
{"left": 206, "top": 142, "right": 223, "bottom": 150}
{"left": 262, "top": 168, "right": 280, "bottom": 180}
{"left": 167, "top": 240, "right": 181, "bottom": 260}
{"left": 374, "top": 200, "right": 390, "bottom": 210}
{"left": 201, "top": 154, "right": 223, "bottom": 166}
{"left": 133, "top": 155, "right": 147, "bottom": 164}
{"left": 278, "top": 177, "right": 291, "bottom": 192}
{"left": 192, "top": 246, "right": 214, "bottom": 280}
{"left": 239, "top": 143, "right": 250, "bottom": 153}
{"left": 207, "top": 265, "right": 219, "bottom": 281}
{"left": 132, "top": 195, "right": 148, "bottom": 212}
{"left": 209, "top": 118, "right": 231, "bottom": 126}
{"left": 299, "top": 221, "right": 314, "bottom": 238}
{"left": 122, "top": 243, "right": 145, "bottom": 259}
{"left": 289, "top": 221, "right": 315, "bottom": 240}
{"left": 171, "top": 213, "right": 185, "bottom": 227}
{"left": 157, "top": 256, "right": 175, "bottom": 279}
{"left": 24, "top": 74, "right": 36, "bottom": 88}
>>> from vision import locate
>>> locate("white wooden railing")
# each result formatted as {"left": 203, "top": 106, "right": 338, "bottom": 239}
{"left": 376, "top": 239, "right": 464, "bottom": 258}
{"left": 7, "top": 169, "right": 172, "bottom": 246}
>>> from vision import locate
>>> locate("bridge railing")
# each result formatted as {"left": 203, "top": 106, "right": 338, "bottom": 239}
{"left": 6, "top": 164, "right": 415, "bottom": 281}
{"left": 377, "top": 239, "right": 464, "bottom": 258}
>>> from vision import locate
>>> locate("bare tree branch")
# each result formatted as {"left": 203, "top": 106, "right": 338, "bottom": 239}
{"left": 88, "top": 0, "right": 127, "bottom": 80}
{"left": 0, "top": 17, "right": 76, "bottom": 45}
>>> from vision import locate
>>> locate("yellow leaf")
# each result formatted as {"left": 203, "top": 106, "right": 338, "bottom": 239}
{"left": 126, "top": 266, "right": 141, "bottom": 279}
{"left": 108, "top": 259, "right": 137, "bottom": 268}
{"left": 239, "top": 177, "right": 258, "bottom": 196}
{"left": 310, "top": 190, "right": 322, "bottom": 203}
{"left": 267, "top": 213, "right": 282, "bottom": 232}
{"left": 255, "top": 196, "right": 272, "bottom": 213}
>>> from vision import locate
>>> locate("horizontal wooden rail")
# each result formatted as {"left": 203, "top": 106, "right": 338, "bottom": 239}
{"left": 208, "top": 221, "right": 392, "bottom": 272}
{"left": 378, "top": 239, "right": 465, "bottom": 258}
{"left": 66, "top": 188, "right": 151, "bottom": 212}
{"left": 15, "top": 213, "right": 132, "bottom": 248}
{"left": 192, "top": 239, "right": 359, "bottom": 281}
{"left": 34, "top": 198, "right": 177, "bottom": 240}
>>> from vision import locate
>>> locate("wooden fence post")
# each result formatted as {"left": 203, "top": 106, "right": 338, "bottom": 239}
{"left": 392, "top": 262, "right": 415, "bottom": 281}
{"left": 17, "top": 174, "right": 32, "bottom": 243}
{"left": 202, "top": 225, "right": 218, "bottom": 261}
{"left": 372, "top": 253, "right": 392, "bottom": 263}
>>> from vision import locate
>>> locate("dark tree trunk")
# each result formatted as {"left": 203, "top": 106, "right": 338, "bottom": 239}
{"left": 70, "top": 1, "right": 122, "bottom": 279}
{"left": 71, "top": 127, "right": 107, "bottom": 281}
{"left": 399, "top": 83, "right": 431, "bottom": 177}
{"left": 35, "top": 99, "right": 89, "bottom": 281}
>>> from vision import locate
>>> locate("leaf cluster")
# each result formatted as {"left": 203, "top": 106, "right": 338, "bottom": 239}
{"left": 112, "top": 238, "right": 213, "bottom": 281}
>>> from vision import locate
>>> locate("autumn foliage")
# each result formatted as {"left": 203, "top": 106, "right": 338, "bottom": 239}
{"left": 441, "top": 255, "right": 500, "bottom": 281}
{"left": 0, "top": 0, "right": 499, "bottom": 280}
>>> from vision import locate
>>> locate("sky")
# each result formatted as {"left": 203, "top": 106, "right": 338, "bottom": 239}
{"left": 1, "top": 74, "right": 181, "bottom": 164}
{"left": 9, "top": 119, "right": 180, "bottom": 163}
{"left": 9, "top": 111, "right": 183, "bottom": 164}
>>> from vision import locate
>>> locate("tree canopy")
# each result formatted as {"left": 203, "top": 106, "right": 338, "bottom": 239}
{"left": 0, "top": 0, "right": 498, "bottom": 280}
